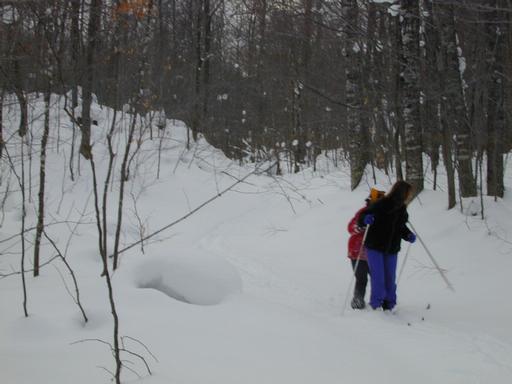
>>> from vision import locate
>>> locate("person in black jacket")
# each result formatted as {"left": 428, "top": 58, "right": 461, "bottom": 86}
{"left": 357, "top": 180, "right": 416, "bottom": 311}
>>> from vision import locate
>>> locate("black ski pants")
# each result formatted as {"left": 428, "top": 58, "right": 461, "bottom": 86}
{"left": 351, "top": 259, "right": 369, "bottom": 299}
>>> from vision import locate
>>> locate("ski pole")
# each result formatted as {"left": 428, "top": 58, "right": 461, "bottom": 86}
{"left": 342, "top": 224, "right": 370, "bottom": 315}
{"left": 397, "top": 242, "right": 412, "bottom": 286}
{"left": 408, "top": 221, "right": 455, "bottom": 292}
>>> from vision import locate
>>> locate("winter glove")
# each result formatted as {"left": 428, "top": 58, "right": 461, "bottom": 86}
{"left": 363, "top": 214, "right": 375, "bottom": 226}
{"left": 354, "top": 226, "right": 365, "bottom": 234}
{"left": 407, "top": 233, "right": 416, "bottom": 243}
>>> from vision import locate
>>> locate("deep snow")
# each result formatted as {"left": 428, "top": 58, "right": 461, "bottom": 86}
{"left": 1, "top": 94, "right": 511, "bottom": 384}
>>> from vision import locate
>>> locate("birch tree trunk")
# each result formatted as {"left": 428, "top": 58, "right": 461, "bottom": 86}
{"left": 437, "top": 2, "right": 476, "bottom": 197}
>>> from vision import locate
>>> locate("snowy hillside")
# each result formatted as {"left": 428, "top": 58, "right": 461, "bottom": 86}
{"left": 1, "top": 94, "right": 512, "bottom": 384}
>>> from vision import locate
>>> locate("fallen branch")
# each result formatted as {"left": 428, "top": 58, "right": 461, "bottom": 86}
{"left": 0, "top": 255, "right": 59, "bottom": 279}
{"left": 112, "top": 161, "right": 277, "bottom": 258}
{"left": 0, "top": 220, "right": 95, "bottom": 245}
{"left": 43, "top": 230, "right": 88, "bottom": 323}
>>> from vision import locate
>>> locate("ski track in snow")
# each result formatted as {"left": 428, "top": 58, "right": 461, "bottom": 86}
{"left": 199, "top": 233, "right": 339, "bottom": 316}
{"left": 192, "top": 174, "right": 512, "bottom": 383}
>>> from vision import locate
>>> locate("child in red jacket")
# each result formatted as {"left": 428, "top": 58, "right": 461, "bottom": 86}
{"left": 347, "top": 187, "right": 385, "bottom": 309}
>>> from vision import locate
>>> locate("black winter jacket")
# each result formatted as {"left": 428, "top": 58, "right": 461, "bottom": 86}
{"left": 357, "top": 197, "right": 413, "bottom": 254}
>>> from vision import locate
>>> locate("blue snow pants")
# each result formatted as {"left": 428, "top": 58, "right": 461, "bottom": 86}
{"left": 366, "top": 248, "right": 398, "bottom": 310}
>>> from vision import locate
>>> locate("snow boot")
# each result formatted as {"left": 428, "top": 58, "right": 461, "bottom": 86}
{"left": 351, "top": 296, "right": 366, "bottom": 310}
{"left": 382, "top": 301, "right": 393, "bottom": 311}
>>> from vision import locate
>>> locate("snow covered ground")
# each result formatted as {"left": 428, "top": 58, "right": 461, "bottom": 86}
{"left": 1, "top": 94, "right": 512, "bottom": 383}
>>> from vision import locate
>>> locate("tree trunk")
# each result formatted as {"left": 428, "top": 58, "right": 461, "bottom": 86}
{"left": 441, "top": 108, "right": 457, "bottom": 209}
{"left": 345, "top": 1, "right": 368, "bottom": 189}
{"left": 437, "top": 2, "right": 476, "bottom": 197}
{"left": 202, "top": 0, "right": 212, "bottom": 127}
{"left": 70, "top": 0, "right": 81, "bottom": 109}
{"left": 255, "top": 0, "right": 267, "bottom": 150}
{"left": 191, "top": 0, "right": 203, "bottom": 142}
{"left": 391, "top": 12, "right": 404, "bottom": 180}
{"left": 33, "top": 91, "right": 51, "bottom": 277}
{"left": 113, "top": 113, "right": 138, "bottom": 270}
{"left": 486, "top": 0, "right": 505, "bottom": 198}
{"left": 21, "top": 143, "right": 28, "bottom": 316}
{"left": 0, "top": 92, "right": 3, "bottom": 158}
{"left": 80, "top": 0, "right": 102, "bottom": 159}
{"left": 14, "top": 60, "right": 28, "bottom": 138}
{"left": 400, "top": 0, "right": 423, "bottom": 193}
{"left": 423, "top": 0, "right": 441, "bottom": 190}
{"left": 300, "top": 0, "right": 313, "bottom": 164}
{"left": 432, "top": 2, "right": 457, "bottom": 207}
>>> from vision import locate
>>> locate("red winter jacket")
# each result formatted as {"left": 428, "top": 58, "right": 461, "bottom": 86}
{"left": 347, "top": 207, "right": 367, "bottom": 260}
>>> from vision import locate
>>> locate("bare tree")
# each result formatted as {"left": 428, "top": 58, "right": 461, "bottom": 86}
{"left": 437, "top": 1, "right": 476, "bottom": 197}
{"left": 344, "top": 0, "right": 368, "bottom": 189}
{"left": 80, "top": 0, "right": 102, "bottom": 159}
{"left": 485, "top": 0, "right": 506, "bottom": 198}
{"left": 113, "top": 111, "right": 138, "bottom": 270}
{"left": 33, "top": 90, "right": 51, "bottom": 277}
{"left": 422, "top": 0, "right": 441, "bottom": 190}
{"left": 43, "top": 231, "right": 88, "bottom": 324}
{"left": 4, "top": 145, "right": 28, "bottom": 317}
{"left": 0, "top": 91, "right": 4, "bottom": 158}
{"left": 401, "top": 0, "right": 423, "bottom": 193}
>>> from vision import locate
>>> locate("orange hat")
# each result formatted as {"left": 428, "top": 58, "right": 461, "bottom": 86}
{"left": 369, "top": 187, "right": 385, "bottom": 202}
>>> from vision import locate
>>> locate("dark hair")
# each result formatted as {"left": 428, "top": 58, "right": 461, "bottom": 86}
{"left": 387, "top": 180, "right": 413, "bottom": 205}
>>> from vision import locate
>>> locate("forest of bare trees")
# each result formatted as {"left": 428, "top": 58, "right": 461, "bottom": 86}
{"left": 0, "top": 0, "right": 510, "bottom": 202}
{"left": 1, "top": 2, "right": 511, "bottom": 383}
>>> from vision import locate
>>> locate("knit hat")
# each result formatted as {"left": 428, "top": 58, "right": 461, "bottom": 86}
{"left": 369, "top": 186, "right": 385, "bottom": 202}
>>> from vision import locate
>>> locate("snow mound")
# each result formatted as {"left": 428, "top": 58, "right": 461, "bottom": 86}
{"left": 133, "top": 253, "right": 242, "bottom": 305}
